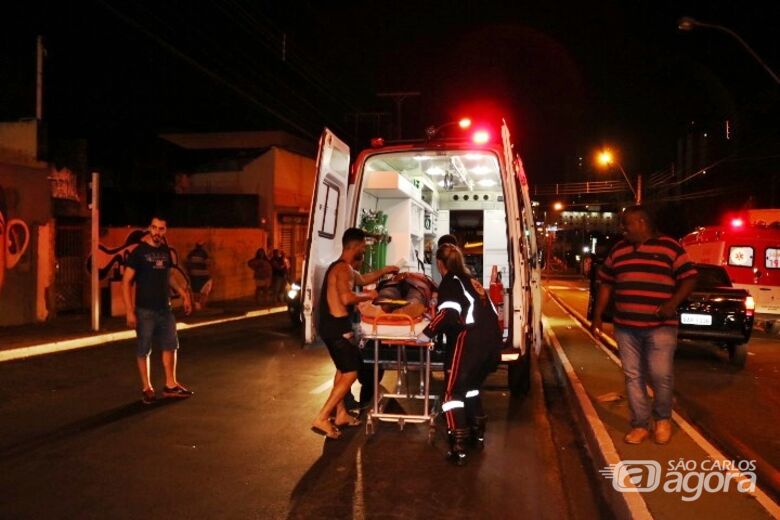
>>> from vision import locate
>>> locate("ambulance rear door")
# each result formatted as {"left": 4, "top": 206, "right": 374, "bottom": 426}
{"left": 301, "top": 129, "right": 351, "bottom": 344}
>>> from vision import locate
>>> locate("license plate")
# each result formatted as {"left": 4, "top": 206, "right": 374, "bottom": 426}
{"left": 681, "top": 313, "right": 712, "bottom": 326}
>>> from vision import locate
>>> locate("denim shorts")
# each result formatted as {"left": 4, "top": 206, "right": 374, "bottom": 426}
{"left": 135, "top": 307, "right": 179, "bottom": 357}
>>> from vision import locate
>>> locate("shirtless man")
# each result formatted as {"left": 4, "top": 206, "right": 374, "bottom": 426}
{"left": 311, "top": 227, "right": 399, "bottom": 439}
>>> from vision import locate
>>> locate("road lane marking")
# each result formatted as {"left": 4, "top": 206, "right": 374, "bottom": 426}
{"left": 546, "top": 288, "right": 780, "bottom": 517}
{"left": 543, "top": 316, "right": 653, "bottom": 520}
{"left": 0, "top": 306, "right": 288, "bottom": 363}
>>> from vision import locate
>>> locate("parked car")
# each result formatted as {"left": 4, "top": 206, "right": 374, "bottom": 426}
{"left": 677, "top": 264, "right": 755, "bottom": 367}
{"left": 587, "top": 263, "right": 755, "bottom": 367}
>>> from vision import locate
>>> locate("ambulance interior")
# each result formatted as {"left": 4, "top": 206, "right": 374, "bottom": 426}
{"left": 357, "top": 150, "right": 509, "bottom": 289}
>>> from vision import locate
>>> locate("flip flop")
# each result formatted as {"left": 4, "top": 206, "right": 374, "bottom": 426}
{"left": 333, "top": 417, "right": 362, "bottom": 428}
{"left": 311, "top": 425, "right": 341, "bottom": 440}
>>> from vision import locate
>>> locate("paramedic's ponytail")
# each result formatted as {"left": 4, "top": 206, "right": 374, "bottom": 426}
{"left": 436, "top": 244, "right": 471, "bottom": 279}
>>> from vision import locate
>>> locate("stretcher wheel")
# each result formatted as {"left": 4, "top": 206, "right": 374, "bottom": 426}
{"left": 365, "top": 420, "right": 375, "bottom": 437}
{"left": 427, "top": 426, "right": 436, "bottom": 445}
{"left": 398, "top": 418, "right": 405, "bottom": 431}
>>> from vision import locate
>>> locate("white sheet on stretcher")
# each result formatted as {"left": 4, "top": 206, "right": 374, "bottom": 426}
{"left": 359, "top": 317, "right": 430, "bottom": 339}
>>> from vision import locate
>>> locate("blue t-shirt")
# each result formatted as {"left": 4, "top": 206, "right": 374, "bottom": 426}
{"left": 127, "top": 242, "right": 173, "bottom": 311}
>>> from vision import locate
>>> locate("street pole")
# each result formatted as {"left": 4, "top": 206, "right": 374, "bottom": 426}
{"left": 377, "top": 91, "right": 421, "bottom": 139}
{"left": 36, "top": 35, "right": 44, "bottom": 120}
{"left": 91, "top": 172, "right": 100, "bottom": 332}
{"left": 636, "top": 174, "right": 643, "bottom": 205}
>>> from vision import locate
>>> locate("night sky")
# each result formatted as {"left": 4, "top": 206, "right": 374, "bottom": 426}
{"left": 2, "top": 1, "right": 777, "bottom": 205}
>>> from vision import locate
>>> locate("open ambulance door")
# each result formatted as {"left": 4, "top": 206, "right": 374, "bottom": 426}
{"left": 301, "top": 129, "right": 351, "bottom": 344}
{"left": 515, "top": 155, "right": 542, "bottom": 355}
{"left": 499, "top": 122, "right": 527, "bottom": 355}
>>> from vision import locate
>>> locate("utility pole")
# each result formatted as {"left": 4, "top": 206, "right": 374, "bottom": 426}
{"left": 90, "top": 172, "right": 100, "bottom": 332}
{"left": 36, "top": 35, "right": 45, "bottom": 120}
{"left": 377, "top": 91, "right": 420, "bottom": 139}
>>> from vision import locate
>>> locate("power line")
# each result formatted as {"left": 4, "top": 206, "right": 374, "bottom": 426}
{"left": 96, "top": 0, "right": 317, "bottom": 138}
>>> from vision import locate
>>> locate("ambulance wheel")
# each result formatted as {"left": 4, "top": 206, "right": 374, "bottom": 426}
{"left": 508, "top": 354, "right": 531, "bottom": 397}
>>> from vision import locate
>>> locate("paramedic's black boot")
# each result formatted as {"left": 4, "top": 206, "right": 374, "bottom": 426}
{"left": 447, "top": 429, "right": 470, "bottom": 466}
{"left": 470, "top": 415, "right": 487, "bottom": 450}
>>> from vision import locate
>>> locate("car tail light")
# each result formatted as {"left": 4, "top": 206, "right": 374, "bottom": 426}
{"left": 745, "top": 296, "right": 755, "bottom": 316}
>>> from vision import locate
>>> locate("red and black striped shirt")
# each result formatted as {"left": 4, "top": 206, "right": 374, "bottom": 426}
{"left": 599, "top": 236, "right": 697, "bottom": 328}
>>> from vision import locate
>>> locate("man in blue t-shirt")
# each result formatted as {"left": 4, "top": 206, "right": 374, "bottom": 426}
{"left": 122, "top": 215, "right": 193, "bottom": 405}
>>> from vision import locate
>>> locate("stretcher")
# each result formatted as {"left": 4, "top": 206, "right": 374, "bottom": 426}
{"left": 358, "top": 312, "right": 442, "bottom": 442}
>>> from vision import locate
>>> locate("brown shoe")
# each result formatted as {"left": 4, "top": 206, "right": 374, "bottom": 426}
{"left": 654, "top": 419, "right": 672, "bottom": 444}
{"left": 623, "top": 427, "right": 650, "bottom": 444}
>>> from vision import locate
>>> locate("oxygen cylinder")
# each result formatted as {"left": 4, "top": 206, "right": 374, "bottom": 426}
{"left": 489, "top": 265, "right": 505, "bottom": 329}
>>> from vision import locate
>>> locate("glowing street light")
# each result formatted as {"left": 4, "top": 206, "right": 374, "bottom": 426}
{"left": 553, "top": 201, "right": 564, "bottom": 211}
{"left": 678, "top": 17, "right": 780, "bottom": 86}
{"left": 596, "top": 148, "right": 642, "bottom": 204}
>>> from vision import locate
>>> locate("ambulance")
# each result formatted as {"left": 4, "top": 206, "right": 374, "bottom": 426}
{"left": 681, "top": 210, "right": 780, "bottom": 320}
{"left": 300, "top": 120, "right": 542, "bottom": 395}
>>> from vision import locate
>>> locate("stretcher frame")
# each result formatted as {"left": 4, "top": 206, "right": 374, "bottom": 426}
{"left": 358, "top": 312, "right": 442, "bottom": 441}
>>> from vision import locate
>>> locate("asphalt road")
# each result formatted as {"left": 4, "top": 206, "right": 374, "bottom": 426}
{"left": 545, "top": 277, "right": 780, "bottom": 493}
{"left": 0, "top": 313, "right": 605, "bottom": 519}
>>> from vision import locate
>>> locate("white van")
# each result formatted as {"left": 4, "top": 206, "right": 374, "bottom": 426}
{"left": 300, "top": 122, "right": 542, "bottom": 394}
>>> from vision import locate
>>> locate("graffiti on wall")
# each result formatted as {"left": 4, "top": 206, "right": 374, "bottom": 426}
{"left": 0, "top": 186, "right": 31, "bottom": 295}
{"left": 87, "top": 229, "right": 189, "bottom": 289}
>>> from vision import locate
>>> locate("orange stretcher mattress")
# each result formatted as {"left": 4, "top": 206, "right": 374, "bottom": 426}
{"left": 359, "top": 312, "right": 429, "bottom": 339}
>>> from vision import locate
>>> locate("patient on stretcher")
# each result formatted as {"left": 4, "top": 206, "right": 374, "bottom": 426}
{"left": 358, "top": 272, "right": 437, "bottom": 320}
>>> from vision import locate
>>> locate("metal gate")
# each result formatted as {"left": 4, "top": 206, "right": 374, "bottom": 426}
{"left": 278, "top": 214, "right": 308, "bottom": 281}
{"left": 55, "top": 223, "right": 86, "bottom": 312}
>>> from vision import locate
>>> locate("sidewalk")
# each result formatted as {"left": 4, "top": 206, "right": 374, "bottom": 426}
{"left": 543, "top": 291, "right": 778, "bottom": 519}
{"left": 0, "top": 299, "right": 287, "bottom": 362}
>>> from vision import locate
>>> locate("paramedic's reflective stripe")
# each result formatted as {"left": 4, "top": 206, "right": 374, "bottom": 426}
{"left": 465, "top": 389, "right": 479, "bottom": 398}
{"left": 438, "top": 301, "right": 462, "bottom": 313}
{"left": 442, "top": 400, "right": 465, "bottom": 412}
{"left": 453, "top": 275, "right": 476, "bottom": 324}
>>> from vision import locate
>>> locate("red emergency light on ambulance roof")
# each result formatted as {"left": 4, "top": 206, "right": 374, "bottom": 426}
{"left": 458, "top": 118, "right": 472, "bottom": 129}
{"left": 472, "top": 130, "right": 490, "bottom": 144}
{"left": 730, "top": 218, "right": 744, "bottom": 229}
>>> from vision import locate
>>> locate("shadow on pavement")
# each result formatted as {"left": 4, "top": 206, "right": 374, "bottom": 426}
{"left": 0, "top": 397, "right": 184, "bottom": 460}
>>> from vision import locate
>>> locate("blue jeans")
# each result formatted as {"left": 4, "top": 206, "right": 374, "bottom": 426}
{"left": 135, "top": 308, "right": 179, "bottom": 357}
{"left": 613, "top": 326, "right": 678, "bottom": 429}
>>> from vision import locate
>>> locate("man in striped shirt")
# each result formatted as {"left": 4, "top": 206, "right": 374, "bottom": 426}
{"left": 591, "top": 206, "right": 697, "bottom": 445}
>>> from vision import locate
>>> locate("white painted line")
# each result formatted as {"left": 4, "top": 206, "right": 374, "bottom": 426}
{"left": 309, "top": 378, "right": 334, "bottom": 395}
{"left": 547, "top": 289, "right": 780, "bottom": 517}
{"left": 0, "top": 306, "right": 288, "bottom": 363}
{"left": 543, "top": 316, "right": 653, "bottom": 520}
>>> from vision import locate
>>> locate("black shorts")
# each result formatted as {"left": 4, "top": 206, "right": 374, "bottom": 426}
{"left": 323, "top": 334, "right": 362, "bottom": 373}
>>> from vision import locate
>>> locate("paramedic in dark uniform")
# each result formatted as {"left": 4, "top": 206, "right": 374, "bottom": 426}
{"left": 311, "top": 227, "right": 399, "bottom": 439}
{"left": 418, "top": 243, "right": 502, "bottom": 465}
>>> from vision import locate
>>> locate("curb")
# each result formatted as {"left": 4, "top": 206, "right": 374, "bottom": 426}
{"left": 0, "top": 306, "right": 288, "bottom": 363}
{"left": 547, "top": 289, "right": 780, "bottom": 515}
{"left": 543, "top": 316, "right": 653, "bottom": 520}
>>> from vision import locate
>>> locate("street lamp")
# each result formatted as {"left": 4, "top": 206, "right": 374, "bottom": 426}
{"left": 425, "top": 117, "right": 473, "bottom": 140}
{"left": 596, "top": 148, "right": 642, "bottom": 204}
{"left": 678, "top": 17, "right": 780, "bottom": 86}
